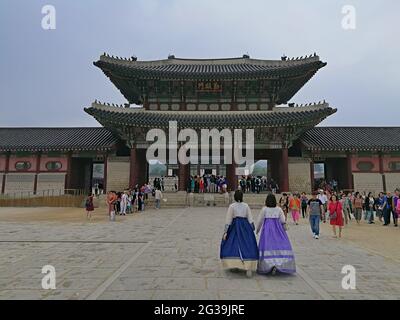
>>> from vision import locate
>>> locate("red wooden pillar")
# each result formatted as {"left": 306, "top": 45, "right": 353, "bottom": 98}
{"left": 379, "top": 152, "right": 386, "bottom": 192}
{"left": 129, "top": 146, "right": 138, "bottom": 189}
{"left": 1, "top": 152, "right": 10, "bottom": 194}
{"left": 65, "top": 152, "right": 72, "bottom": 190}
{"left": 346, "top": 153, "right": 354, "bottom": 191}
{"left": 281, "top": 147, "right": 289, "bottom": 192}
{"left": 103, "top": 153, "right": 108, "bottom": 193}
{"left": 33, "top": 152, "right": 41, "bottom": 195}
{"left": 310, "top": 159, "right": 315, "bottom": 193}
{"left": 226, "top": 163, "right": 237, "bottom": 192}
{"left": 178, "top": 162, "right": 189, "bottom": 191}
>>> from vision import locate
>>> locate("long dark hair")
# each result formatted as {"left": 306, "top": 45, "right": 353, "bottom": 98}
{"left": 234, "top": 190, "right": 243, "bottom": 202}
{"left": 265, "top": 194, "right": 277, "bottom": 208}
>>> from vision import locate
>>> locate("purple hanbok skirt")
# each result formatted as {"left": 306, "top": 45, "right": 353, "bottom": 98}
{"left": 257, "top": 218, "right": 296, "bottom": 274}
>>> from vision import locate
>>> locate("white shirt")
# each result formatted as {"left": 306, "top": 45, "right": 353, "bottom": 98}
{"left": 256, "top": 206, "right": 286, "bottom": 234}
{"left": 318, "top": 194, "right": 328, "bottom": 204}
{"left": 155, "top": 190, "right": 163, "bottom": 200}
{"left": 225, "top": 202, "right": 254, "bottom": 226}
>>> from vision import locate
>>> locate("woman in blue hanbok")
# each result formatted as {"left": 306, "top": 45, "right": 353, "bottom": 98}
{"left": 256, "top": 194, "right": 296, "bottom": 275}
{"left": 220, "top": 190, "right": 259, "bottom": 277}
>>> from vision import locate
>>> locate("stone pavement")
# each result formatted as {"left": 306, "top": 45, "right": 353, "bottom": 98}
{"left": 0, "top": 207, "right": 399, "bottom": 300}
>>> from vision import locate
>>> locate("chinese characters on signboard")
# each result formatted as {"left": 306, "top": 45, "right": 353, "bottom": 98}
{"left": 197, "top": 81, "right": 222, "bottom": 92}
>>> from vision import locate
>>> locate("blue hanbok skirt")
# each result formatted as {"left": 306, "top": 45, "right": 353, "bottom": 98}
{"left": 257, "top": 218, "right": 296, "bottom": 274}
{"left": 220, "top": 217, "right": 259, "bottom": 271}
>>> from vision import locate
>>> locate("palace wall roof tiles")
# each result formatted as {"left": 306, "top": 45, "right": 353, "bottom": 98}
{"left": 300, "top": 127, "right": 400, "bottom": 152}
{"left": 0, "top": 127, "right": 118, "bottom": 152}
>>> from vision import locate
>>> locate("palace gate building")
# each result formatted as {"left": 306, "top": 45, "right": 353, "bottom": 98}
{"left": 1, "top": 53, "right": 400, "bottom": 195}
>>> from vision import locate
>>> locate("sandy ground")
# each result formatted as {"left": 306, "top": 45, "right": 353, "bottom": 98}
{"left": 0, "top": 206, "right": 398, "bottom": 262}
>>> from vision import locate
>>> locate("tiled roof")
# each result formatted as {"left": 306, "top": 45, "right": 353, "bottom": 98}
{"left": 85, "top": 102, "right": 336, "bottom": 129}
{"left": 94, "top": 54, "right": 326, "bottom": 80}
{"left": 0, "top": 127, "right": 118, "bottom": 152}
{"left": 300, "top": 127, "right": 400, "bottom": 152}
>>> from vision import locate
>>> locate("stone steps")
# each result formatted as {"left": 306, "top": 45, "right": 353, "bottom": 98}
{"left": 95, "top": 192, "right": 284, "bottom": 209}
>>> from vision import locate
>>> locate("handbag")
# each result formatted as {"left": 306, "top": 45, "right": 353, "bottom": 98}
{"left": 330, "top": 203, "right": 338, "bottom": 220}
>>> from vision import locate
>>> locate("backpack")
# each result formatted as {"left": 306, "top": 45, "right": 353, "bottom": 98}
{"left": 396, "top": 197, "right": 400, "bottom": 214}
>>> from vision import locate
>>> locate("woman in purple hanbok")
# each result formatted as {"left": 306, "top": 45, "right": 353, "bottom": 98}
{"left": 256, "top": 194, "right": 296, "bottom": 275}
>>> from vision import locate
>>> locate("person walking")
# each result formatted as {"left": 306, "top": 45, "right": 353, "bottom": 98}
{"left": 279, "top": 193, "right": 289, "bottom": 222}
{"left": 353, "top": 192, "right": 363, "bottom": 225}
{"left": 220, "top": 190, "right": 258, "bottom": 277}
{"left": 300, "top": 192, "right": 308, "bottom": 219}
{"left": 289, "top": 194, "right": 301, "bottom": 225}
{"left": 85, "top": 193, "right": 94, "bottom": 220}
{"left": 342, "top": 192, "right": 353, "bottom": 224}
{"left": 256, "top": 194, "right": 296, "bottom": 275}
{"left": 365, "top": 192, "right": 375, "bottom": 224}
{"left": 155, "top": 187, "right": 163, "bottom": 209}
{"left": 307, "top": 192, "right": 324, "bottom": 239}
{"left": 328, "top": 195, "right": 344, "bottom": 238}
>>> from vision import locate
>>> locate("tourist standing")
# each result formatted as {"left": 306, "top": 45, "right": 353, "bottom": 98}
{"left": 328, "top": 195, "right": 344, "bottom": 238}
{"left": 155, "top": 187, "right": 163, "bottom": 209}
{"left": 317, "top": 190, "right": 328, "bottom": 223}
{"left": 376, "top": 192, "right": 385, "bottom": 223}
{"left": 289, "top": 194, "right": 301, "bottom": 225}
{"left": 353, "top": 192, "right": 363, "bottom": 224}
{"left": 106, "top": 191, "right": 117, "bottom": 221}
{"left": 392, "top": 189, "right": 399, "bottom": 227}
{"left": 365, "top": 192, "right": 375, "bottom": 224}
{"left": 307, "top": 192, "right": 324, "bottom": 239}
{"left": 85, "top": 193, "right": 94, "bottom": 220}
{"left": 384, "top": 192, "right": 393, "bottom": 226}
{"left": 120, "top": 191, "right": 128, "bottom": 216}
{"left": 279, "top": 193, "right": 289, "bottom": 222}
{"left": 220, "top": 190, "right": 258, "bottom": 277}
{"left": 300, "top": 192, "right": 308, "bottom": 219}
{"left": 256, "top": 194, "right": 296, "bottom": 275}
{"left": 137, "top": 189, "right": 144, "bottom": 212}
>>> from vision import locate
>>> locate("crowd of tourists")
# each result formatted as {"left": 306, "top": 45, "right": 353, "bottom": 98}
{"left": 219, "top": 187, "right": 400, "bottom": 277}
{"left": 187, "top": 175, "right": 228, "bottom": 193}
{"left": 186, "top": 175, "right": 280, "bottom": 194}
{"left": 84, "top": 183, "right": 164, "bottom": 221}
{"left": 239, "top": 176, "right": 279, "bottom": 194}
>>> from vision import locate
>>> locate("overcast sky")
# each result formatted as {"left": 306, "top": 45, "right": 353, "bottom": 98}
{"left": 1, "top": 0, "right": 399, "bottom": 127}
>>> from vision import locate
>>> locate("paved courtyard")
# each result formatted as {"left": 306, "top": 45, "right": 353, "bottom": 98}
{"left": 0, "top": 206, "right": 399, "bottom": 300}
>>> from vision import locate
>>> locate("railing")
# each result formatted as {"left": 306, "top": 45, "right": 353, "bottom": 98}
{"left": 0, "top": 189, "right": 86, "bottom": 208}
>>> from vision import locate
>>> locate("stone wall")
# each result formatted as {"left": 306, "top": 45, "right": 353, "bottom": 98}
{"left": 4, "top": 173, "right": 35, "bottom": 194}
{"left": 37, "top": 173, "right": 66, "bottom": 194}
{"left": 107, "top": 157, "right": 130, "bottom": 192}
{"left": 288, "top": 157, "right": 311, "bottom": 193}
{"left": 353, "top": 173, "right": 383, "bottom": 194}
{"left": 384, "top": 173, "right": 400, "bottom": 192}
